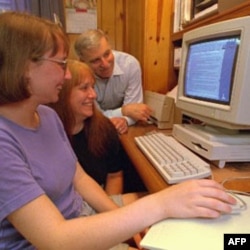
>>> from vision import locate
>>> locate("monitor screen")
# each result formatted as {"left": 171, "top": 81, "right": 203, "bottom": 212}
{"left": 176, "top": 16, "right": 250, "bottom": 130}
{"left": 184, "top": 36, "right": 240, "bottom": 105}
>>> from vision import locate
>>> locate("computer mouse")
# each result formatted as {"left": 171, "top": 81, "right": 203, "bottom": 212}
{"left": 226, "top": 191, "right": 247, "bottom": 214}
{"left": 146, "top": 117, "right": 154, "bottom": 124}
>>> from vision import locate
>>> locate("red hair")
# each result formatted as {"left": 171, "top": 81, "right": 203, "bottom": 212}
{"left": 50, "top": 60, "right": 118, "bottom": 157}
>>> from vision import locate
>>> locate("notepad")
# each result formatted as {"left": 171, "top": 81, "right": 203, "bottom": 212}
{"left": 140, "top": 195, "right": 250, "bottom": 250}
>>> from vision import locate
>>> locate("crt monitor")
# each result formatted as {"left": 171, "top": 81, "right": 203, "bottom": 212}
{"left": 174, "top": 16, "right": 250, "bottom": 167}
{"left": 176, "top": 16, "right": 250, "bottom": 131}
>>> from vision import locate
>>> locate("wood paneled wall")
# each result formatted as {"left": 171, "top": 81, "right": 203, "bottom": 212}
{"left": 67, "top": 0, "right": 175, "bottom": 93}
{"left": 97, "top": 0, "right": 125, "bottom": 50}
{"left": 140, "top": 0, "right": 175, "bottom": 93}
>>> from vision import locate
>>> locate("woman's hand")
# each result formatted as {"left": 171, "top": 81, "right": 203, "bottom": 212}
{"left": 155, "top": 179, "right": 237, "bottom": 219}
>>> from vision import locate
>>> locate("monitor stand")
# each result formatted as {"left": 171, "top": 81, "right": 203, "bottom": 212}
{"left": 172, "top": 123, "right": 250, "bottom": 168}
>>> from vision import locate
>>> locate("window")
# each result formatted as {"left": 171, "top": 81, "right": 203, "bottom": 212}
{"left": 0, "top": 0, "right": 11, "bottom": 11}
{"left": 0, "top": 1, "right": 65, "bottom": 28}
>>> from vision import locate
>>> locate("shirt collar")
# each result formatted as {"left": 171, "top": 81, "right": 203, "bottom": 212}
{"left": 112, "top": 61, "right": 123, "bottom": 76}
{"left": 112, "top": 50, "right": 124, "bottom": 76}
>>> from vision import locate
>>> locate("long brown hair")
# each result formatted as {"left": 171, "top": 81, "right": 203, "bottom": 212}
{"left": 50, "top": 60, "right": 118, "bottom": 157}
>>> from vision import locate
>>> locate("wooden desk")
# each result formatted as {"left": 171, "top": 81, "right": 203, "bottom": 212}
{"left": 120, "top": 122, "right": 250, "bottom": 193}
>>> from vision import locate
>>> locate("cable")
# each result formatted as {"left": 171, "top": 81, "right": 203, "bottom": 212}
{"left": 221, "top": 176, "right": 250, "bottom": 197}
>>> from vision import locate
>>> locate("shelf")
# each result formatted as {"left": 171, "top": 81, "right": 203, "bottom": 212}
{"left": 172, "top": 1, "right": 250, "bottom": 43}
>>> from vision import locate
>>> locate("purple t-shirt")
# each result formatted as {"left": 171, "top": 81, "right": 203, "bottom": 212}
{"left": 0, "top": 105, "right": 83, "bottom": 249}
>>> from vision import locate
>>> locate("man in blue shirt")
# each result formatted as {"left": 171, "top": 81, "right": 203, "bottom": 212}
{"left": 74, "top": 29, "right": 152, "bottom": 134}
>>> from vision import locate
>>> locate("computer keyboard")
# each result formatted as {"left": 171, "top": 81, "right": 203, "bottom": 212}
{"left": 134, "top": 132, "right": 211, "bottom": 184}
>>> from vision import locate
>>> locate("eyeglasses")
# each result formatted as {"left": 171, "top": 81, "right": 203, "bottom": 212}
{"left": 39, "top": 57, "right": 68, "bottom": 72}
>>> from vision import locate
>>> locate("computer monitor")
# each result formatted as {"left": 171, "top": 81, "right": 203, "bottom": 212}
{"left": 177, "top": 16, "right": 250, "bottom": 130}
{"left": 173, "top": 16, "right": 250, "bottom": 168}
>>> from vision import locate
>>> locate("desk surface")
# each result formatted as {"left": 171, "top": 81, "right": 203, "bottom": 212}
{"left": 120, "top": 122, "right": 250, "bottom": 193}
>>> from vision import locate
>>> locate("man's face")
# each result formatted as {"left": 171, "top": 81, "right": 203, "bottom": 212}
{"left": 82, "top": 37, "right": 114, "bottom": 79}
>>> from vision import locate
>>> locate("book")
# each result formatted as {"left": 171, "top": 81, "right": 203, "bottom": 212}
{"left": 180, "top": 0, "right": 193, "bottom": 26}
{"left": 174, "top": 47, "right": 182, "bottom": 68}
{"left": 173, "top": 0, "right": 181, "bottom": 32}
{"left": 173, "top": 0, "right": 193, "bottom": 32}
{"left": 196, "top": 0, "right": 218, "bottom": 10}
{"left": 193, "top": 3, "right": 218, "bottom": 20}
